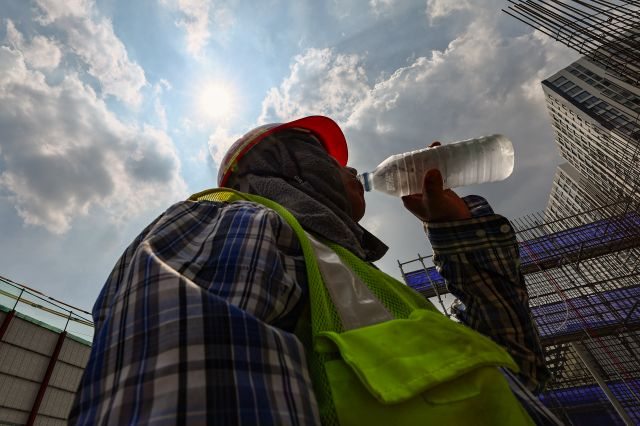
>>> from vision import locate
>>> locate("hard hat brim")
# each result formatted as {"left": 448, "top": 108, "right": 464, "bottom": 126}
{"left": 218, "top": 115, "right": 348, "bottom": 187}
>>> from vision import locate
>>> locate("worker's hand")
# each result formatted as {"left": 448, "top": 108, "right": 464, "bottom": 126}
{"left": 401, "top": 142, "right": 471, "bottom": 223}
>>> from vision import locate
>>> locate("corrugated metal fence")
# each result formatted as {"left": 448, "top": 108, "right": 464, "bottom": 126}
{"left": 0, "top": 276, "right": 93, "bottom": 425}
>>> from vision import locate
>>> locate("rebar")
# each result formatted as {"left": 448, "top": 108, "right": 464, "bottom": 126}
{"left": 503, "top": 0, "right": 640, "bottom": 85}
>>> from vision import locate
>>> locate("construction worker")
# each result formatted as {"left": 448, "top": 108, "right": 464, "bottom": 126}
{"left": 70, "top": 116, "right": 559, "bottom": 425}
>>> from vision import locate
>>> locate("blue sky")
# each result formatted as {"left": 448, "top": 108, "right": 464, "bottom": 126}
{"left": 0, "top": 0, "right": 578, "bottom": 310}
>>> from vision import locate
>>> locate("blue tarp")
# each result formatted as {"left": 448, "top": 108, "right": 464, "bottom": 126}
{"left": 403, "top": 212, "right": 640, "bottom": 339}
{"left": 538, "top": 380, "right": 640, "bottom": 425}
{"left": 519, "top": 211, "right": 640, "bottom": 265}
{"left": 405, "top": 212, "right": 639, "bottom": 295}
{"left": 531, "top": 286, "right": 640, "bottom": 338}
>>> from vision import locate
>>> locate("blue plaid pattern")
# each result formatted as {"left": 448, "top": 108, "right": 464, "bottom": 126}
{"left": 427, "top": 195, "right": 551, "bottom": 393}
{"left": 71, "top": 197, "right": 555, "bottom": 425}
{"left": 70, "top": 200, "right": 318, "bottom": 425}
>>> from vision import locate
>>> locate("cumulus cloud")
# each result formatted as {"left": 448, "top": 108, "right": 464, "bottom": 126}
{"left": 369, "top": 0, "right": 395, "bottom": 14}
{"left": 343, "top": 13, "right": 577, "bottom": 165}
{"left": 425, "top": 0, "right": 472, "bottom": 22}
{"left": 159, "top": 0, "right": 235, "bottom": 57}
{"left": 258, "top": 1, "right": 578, "bottom": 274}
{"left": 260, "top": 3, "right": 577, "bottom": 172}
{"left": 34, "top": 0, "right": 147, "bottom": 106}
{"left": 259, "top": 48, "right": 370, "bottom": 124}
{"left": 5, "top": 20, "right": 62, "bottom": 70}
{"left": 33, "top": 0, "right": 91, "bottom": 22}
{"left": 175, "top": 0, "right": 211, "bottom": 56}
{"left": 0, "top": 45, "right": 186, "bottom": 233}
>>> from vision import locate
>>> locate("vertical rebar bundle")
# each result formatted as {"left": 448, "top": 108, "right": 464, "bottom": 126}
{"left": 503, "top": 0, "right": 640, "bottom": 85}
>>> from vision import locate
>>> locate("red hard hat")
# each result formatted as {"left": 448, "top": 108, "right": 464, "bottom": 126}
{"left": 217, "top": 115, "right": 348, "bottom": 187}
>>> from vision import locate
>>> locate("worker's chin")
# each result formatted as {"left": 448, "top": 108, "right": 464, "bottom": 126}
{"left": 352, "top": 204, "right": 366, "bottom": 222}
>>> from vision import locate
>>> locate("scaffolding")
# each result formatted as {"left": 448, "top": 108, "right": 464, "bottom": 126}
{"left": 503, "top": 0, "right": 640, "bottom": 86}
{"left": 494, "top": 3, "right": 640, "bottom": 421}
{"left": 398, "top": 200, "right": 640, "bottom": 425}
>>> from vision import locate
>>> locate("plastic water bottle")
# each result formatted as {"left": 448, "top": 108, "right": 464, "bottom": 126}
{"left": 357, "top": 134, "right": 514, "bottom": 197}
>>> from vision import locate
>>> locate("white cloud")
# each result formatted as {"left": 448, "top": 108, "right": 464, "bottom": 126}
{"left": 260, "top": 6, "right": 576, "bottom": 170}
{"left": 153, "top": 79, "right": 172, "bottom": 130}
{"left": 425, "top": 0, "right": 472, "bottom": 22}
{"left": 520, "top": 30, "right": 576, "bottom": 103}
{"left": 191, "top": 145, "right": 209, "bottom": 164}
{"left": 156, "top": 78, "right": 173, "bottom": 93}
{"left": 175, "top": 0, "right": 211, "bottom": 56}
{"left": 33, "top": 0, "right": 91, "bottom": 23}
{"left": 155, "top": 98, "right": 169, "bottom": 130}
{"left": 207, "top": 126, "right": 241, "bottom": 166}
{"left": 369, "top": 0, "right": 395, "bottom": 14}
{"left": 34, "top": 0, "right": 147, "bottom": 106}
{"left": 259, "top": 48, "right": 370, "bottom": 124}
{"left": 257, "top": 1, "right": 579, "bottom": 276}
{"left": 0, "top": 45, "right": 186, "bottom": 233}
{"left": 159, "top": 0, "right": 235, "bottom": 57}
{"left": 5, "top": 20, "right": 62, "bottom": 70}
{"left": 341, "top": 21, "right": 577, "bottom": 176}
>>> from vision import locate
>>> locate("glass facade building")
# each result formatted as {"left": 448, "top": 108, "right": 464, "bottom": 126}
{"left": 542, "top": 58, "right": 640, "bottom": 210}
{"left": 400, "top": 52, "right": 640, "bottom": 423}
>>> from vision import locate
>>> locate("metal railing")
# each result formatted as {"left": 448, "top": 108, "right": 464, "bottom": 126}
{"left": 0, "top": 275, "right": 94, "bottom": 344}
{"left": 398, "top": 199, "right": 640, "bottom": 423}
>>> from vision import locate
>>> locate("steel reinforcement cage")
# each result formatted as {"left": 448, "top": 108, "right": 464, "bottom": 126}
{"left": 503, "top": 0, "right": 640, "bottom": 87}
{"left": 398, "top": 200, "right": 640, "bottom": 425}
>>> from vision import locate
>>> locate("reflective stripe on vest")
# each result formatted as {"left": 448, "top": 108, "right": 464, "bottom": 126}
{"left": 307, "top": 233, "right": 393, "bottom": 330}
{"left": 189, "top": 188, "right": 535, "bottom": 426}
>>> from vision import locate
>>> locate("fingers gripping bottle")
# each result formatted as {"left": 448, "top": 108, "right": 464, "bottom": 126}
{"left": 357, "top": 135, "right": 514, "bottom": 197}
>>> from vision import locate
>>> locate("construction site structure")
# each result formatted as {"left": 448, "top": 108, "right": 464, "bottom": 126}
{"left": 541, "top": 57, "right": 640, "bottom": 207}
{"left": 0, "top": 275, "right": 93, "bottom": 425}
{"left": 503, "top": 0, "right": 640, "bottom": 87}
{"left": 399, "top": 199, "right": 640, "bottom": 425}
{"left": 445, "top": 4, "right": 640, "bottom": 422}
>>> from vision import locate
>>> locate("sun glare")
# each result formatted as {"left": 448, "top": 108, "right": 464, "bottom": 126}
{"left": 198, "top": 82, "right": 236, "bottom": 122}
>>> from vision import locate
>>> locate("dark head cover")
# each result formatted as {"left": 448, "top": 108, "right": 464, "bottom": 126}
{"left": 228, "top": 129, "right": 387, "bottom": 261}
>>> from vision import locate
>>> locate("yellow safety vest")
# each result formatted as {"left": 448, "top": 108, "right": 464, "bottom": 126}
{"left": 189, "top": 188, "right": 535, "bottom": 425}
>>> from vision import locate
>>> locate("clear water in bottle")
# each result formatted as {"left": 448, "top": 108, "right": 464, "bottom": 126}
{"left": 358, "top": 134, "right": 514, "bottom": 197}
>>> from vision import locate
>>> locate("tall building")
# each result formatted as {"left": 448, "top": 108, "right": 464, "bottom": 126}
{"left": 498, "top": 2, "right": 640, "bottom": 422}
{"left": 546, "top": 162, "right": 611, "bottom": 227}
{"left": 400, "top": 44, "right": 640, "bottom": 422}
{"left": 534, "top": 36, "right": 640, "bottom": 424}
{"left": 542, "top": 57, "right": 640, "bottom": 210}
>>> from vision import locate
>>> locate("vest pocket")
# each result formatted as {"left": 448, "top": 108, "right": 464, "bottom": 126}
{"left": 316, "top": 309, "right": 518, "bottom": 403}
{"left": 325, "top": 359, "right": 533, "bottom": 426}
{"left": 316, "top": 309, "right": 534, "bottom": 425}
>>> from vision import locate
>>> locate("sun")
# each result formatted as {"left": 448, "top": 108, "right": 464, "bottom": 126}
{"left": 198, "top": 82, "right": 236, "bottom": 121}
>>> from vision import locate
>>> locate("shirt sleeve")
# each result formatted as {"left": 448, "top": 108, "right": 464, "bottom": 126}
{"left": 69, "top": 200, "right": 320, "bottom": 425}
{"left": 425, "top": 195, "right": 550, "bottom": 392}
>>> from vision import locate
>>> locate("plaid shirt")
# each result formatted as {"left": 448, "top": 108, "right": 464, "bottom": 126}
{"left": 70, "top": 196, "right": 555, "bottom": 425}
{"left": 427, "top": 195, "right": 550, "bottom": 393}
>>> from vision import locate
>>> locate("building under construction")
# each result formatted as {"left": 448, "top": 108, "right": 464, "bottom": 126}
{"left": 399, "top": 1, "right": 640, "bottom": 423}
{"left": 503, "top": 0, "right": 640, "bottom": 87}
{"left": 400, "top": 200, "right": 640, "bottom": 425}
{"left": 0, "top": 276, "right": 93, "bottom": 425}
{"left": 2, "top": 1, "right": 639, "bottom": 423}
{"left": 327, "top": 3, "right": 630, "bottom": 422}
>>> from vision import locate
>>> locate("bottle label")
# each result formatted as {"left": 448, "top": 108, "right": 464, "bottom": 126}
{"left": 385, "top": 173, "right": 395, "bottom": 191}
